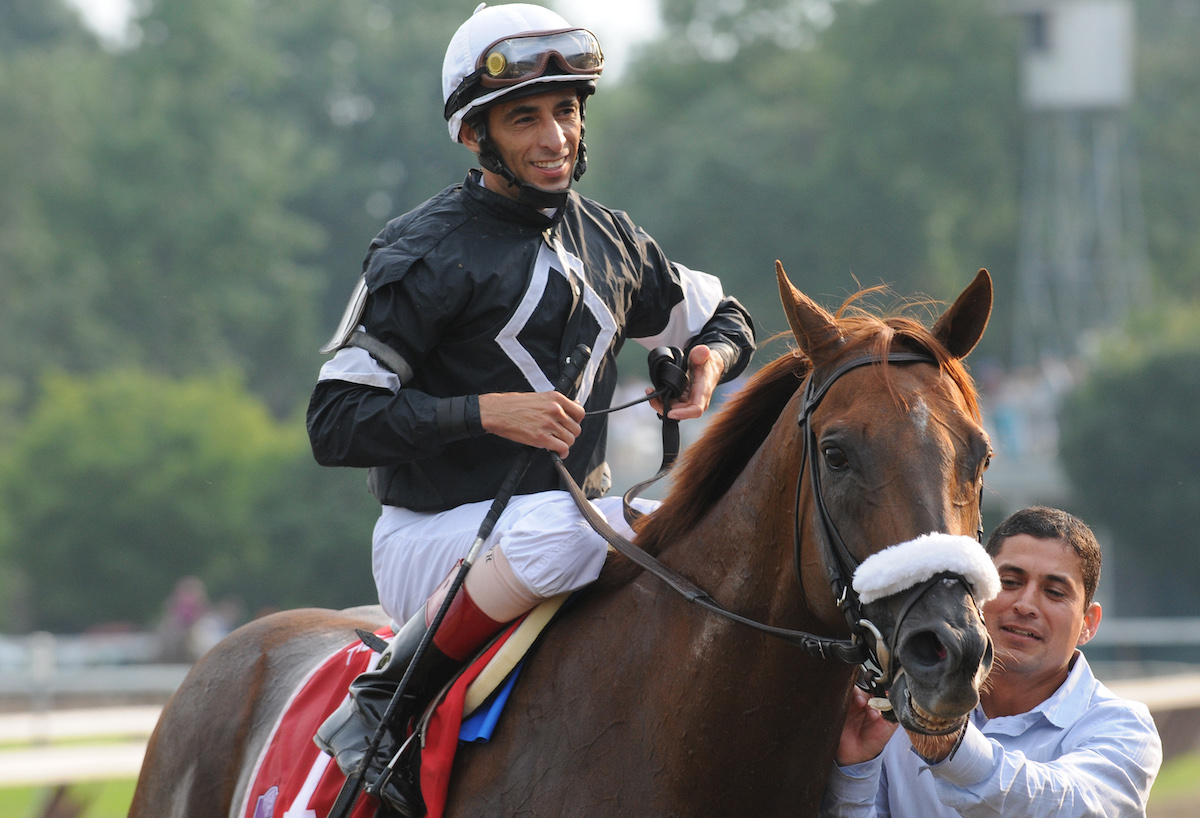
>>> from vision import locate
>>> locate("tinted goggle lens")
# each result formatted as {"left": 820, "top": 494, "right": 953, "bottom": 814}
{"left": 478, "top": 29, "right": 603, "bottom": 86}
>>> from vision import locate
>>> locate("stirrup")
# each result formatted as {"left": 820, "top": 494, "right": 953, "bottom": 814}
{"left": 368, "top": 732, "right": 425, "bottom": 817}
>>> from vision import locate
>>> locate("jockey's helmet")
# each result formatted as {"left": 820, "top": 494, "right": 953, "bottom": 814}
{"left": 442, "top": 3, "right": 605, "bottom": 202}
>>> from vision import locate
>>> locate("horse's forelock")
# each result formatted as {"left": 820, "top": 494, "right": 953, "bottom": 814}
{"left": 836, "top": 310, "right": 981, "bottom": 423}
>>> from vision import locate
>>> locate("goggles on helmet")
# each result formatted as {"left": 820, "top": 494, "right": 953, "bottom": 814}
{"left": 444, "top": 28, "right": 603, "bottom": 120}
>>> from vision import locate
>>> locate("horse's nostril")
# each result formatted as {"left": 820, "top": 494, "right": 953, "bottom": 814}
{"left": 906, "top": 630, "right": 949, "bottom": 667}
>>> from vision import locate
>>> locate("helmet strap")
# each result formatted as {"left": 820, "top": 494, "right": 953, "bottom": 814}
{"left": 573, "top": 97, "right": 589, "bottom": 182}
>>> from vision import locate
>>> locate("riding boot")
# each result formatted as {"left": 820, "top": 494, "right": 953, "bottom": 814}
{"left": 314, "top": 609, "right": 450, "bottom": 781}
{"left": 316, "top": 578, "right": 507, "bottom": 817}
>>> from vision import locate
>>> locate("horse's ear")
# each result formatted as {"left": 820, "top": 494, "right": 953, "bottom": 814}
{"left": 932, "top": 269, "right": 992, "bottom": 360}
{"left": 776, "top": 260, "right": 844, "bottom": 363}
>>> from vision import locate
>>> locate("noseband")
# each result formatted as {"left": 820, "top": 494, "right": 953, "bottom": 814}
{"left": 795, "top": 350, "right": 986, "bottom": 697}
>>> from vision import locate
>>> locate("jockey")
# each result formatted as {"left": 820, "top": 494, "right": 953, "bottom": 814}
{"left": 306, "top": 3, "right": 756, "bottom": 815}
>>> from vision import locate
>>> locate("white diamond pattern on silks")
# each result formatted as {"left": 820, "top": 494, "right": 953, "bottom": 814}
{"left": 494, "top": 235, "right": 616, "bottom": 405}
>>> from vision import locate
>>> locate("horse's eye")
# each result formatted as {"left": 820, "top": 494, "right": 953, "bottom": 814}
{"left": 823, "top": 446, "right": 849, "bottom": 470}
{"left": 983, "top": 453, "right": 992, "bottom": 471}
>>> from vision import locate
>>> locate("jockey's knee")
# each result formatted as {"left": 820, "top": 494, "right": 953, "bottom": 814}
{"left": 464, "top": 547, "right": 541, "bottom": 622}
{"left": 498, "top": 514, "right": 609, "bottom": 601}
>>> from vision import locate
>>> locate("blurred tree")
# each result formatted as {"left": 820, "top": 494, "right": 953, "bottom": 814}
{"left": 0, "top": 369, "right": 376, "bottom": 632}
{"left": 0, "top": 0, "right": 484, "bottom": 413}
{"left": 1135, "top": 0, "right": 1200, "bottom": 300}
{"left": 0, "top": 0, "right": 87, "bottom": 51}
{"left": 1059, "top": 308, "right": 1200, "bottom": 615}
{"left": 0, "top": 12, "right": 111, "bottom": 405}
{"left": 253, "top": 0, "right": 480, "bottom": 338}
{"left": 586, "top": 0, "right": 1022, "bottom": 350}
{"left": 253, "top": 454, "right": 379, "bottom": 614}
{"left": 0, "top": 0, "right": 326, "bottom": 413}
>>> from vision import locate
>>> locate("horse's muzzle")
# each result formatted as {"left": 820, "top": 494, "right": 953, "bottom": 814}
{"left": 885, "top": 576, "right": 993, "bottom": 733}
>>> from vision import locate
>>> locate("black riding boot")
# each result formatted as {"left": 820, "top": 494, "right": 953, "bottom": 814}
{"left": 317, "top": 580, "right": 507, "bottom": 817}
{"left": 315, "top": 611, "right": 458, "bottom": 816}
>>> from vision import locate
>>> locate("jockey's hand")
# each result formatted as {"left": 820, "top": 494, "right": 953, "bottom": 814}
{"left": 835, "top": 686, "right": 898, "bottom": 766}
{"left": 479, "top": 391, "right": 585, "bottom": 458}
{"left": 648, "top": 344, "right": 725, "bottom": 420}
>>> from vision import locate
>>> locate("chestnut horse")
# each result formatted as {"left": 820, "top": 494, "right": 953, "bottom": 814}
{"left": 131, "top": 264, "right": 995, "bottom": 817}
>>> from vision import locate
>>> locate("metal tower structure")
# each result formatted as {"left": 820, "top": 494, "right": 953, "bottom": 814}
{"left": 1008, "top": 0, "right": 1148, "bottom": 366}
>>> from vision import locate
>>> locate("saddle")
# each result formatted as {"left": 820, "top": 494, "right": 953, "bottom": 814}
{"left": 238, "top": 594, "right": 568, "bottom": 818}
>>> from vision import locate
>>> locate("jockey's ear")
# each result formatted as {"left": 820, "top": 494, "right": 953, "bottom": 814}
{"left": 460, "top": 120, "right": 481, "bottom": 154}
{"left": 776, "top": 260, "right": 845, "bottom": 366}
{"left": 933, "top": 269, "right": 992, "bottom": 360}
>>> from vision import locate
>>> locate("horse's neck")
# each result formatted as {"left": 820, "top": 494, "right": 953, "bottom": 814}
{"left": 456, "top": 423, "right": 856, "bottom": 813}
{"left": 609, "top": 434, "right": 854, "bottom": 805}
{"left": 655, "top": 411, "right": 833, "bottom": 636}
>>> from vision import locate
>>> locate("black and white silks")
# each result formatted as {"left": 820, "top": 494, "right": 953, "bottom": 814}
{"left": 308, "top": 169, "right": 755, "bottom": 513}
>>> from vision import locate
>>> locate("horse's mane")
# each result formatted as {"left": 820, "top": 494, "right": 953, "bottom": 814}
{"left": 630, "top": 349, "right": 809, "bottom": 555}
{"left": 633, "top": 296, "right": 980, "bottom": 556}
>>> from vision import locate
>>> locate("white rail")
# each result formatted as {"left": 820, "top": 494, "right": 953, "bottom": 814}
{"left": 0, "top": 705, "right": 161, "bottom": 786}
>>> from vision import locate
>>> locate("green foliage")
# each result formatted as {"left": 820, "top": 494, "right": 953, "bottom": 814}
{"left": 0, "top": 370, "right": 376, "bottom": 632}
{"left": 1135, "top": 0, "right": 1200, "bottom": 299}
{"left": 248, "top": 0, "right": 480, "bottom": 359}
{"left": 1059, "top": 306, "right": 1200, "bottom": 615}
{"left": 0, "top": 0, "right": 480, "bottom": 413}
{"left": 0, "top": 0, "right": 89, "bottom": 51}
{"left": 0, "top": 0, "right": 321, "bottom": 412}
{"left": 587, "top": 0, "right": 1022, "bottom": 349}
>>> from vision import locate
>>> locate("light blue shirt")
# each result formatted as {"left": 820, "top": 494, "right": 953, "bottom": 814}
{"left": 821, "top": 653, "right": 1162, "bottom": 817}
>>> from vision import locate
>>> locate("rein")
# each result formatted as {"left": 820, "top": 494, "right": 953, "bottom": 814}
{"left": 553, "top": 456, "right": 867, "bottom": 663}
{"left": 584, "top": 346, "right": 688, "bottom": 524}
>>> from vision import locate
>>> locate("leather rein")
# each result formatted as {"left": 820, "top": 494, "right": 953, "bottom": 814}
{"left": 557, "top": 348, "right": 973, "bottom": 675}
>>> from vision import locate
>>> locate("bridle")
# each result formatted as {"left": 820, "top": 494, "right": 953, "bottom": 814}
{"left": 795, "top": 349, "right": 986, "bottom": 697}
{"left": 557, "top": 346, "right": 986, "bottom": 701}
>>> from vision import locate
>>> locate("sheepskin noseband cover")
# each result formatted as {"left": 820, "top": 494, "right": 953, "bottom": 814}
{"left": 852, "top": 532, "right": 1000, "bottom": 605}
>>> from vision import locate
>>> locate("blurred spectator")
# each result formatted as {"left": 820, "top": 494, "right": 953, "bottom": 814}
{"left": 188, "top": 597, "right": 243, "bottom": 658}
{"left": 155, "top": 576, "right": 209, "bottom": 662}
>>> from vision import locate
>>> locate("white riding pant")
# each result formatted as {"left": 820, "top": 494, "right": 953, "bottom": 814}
{"left": 372, "top": 490, "right": 656, "bottom": 624}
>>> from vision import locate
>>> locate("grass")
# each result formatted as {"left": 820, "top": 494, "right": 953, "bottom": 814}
{"left": 1150, "top": 751, "right": 1200, "bottom": 810}
{"left": 0, "top": 779, "right": 136, "bottom": 818}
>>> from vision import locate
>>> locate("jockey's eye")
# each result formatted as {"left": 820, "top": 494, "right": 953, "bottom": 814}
{"left": 823, "top": 446, "right": 849, "bottom": 470}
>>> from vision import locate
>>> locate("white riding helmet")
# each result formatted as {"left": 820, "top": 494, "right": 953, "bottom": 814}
{"left": 442, "top": 3, "right": 604, "bottom": 143}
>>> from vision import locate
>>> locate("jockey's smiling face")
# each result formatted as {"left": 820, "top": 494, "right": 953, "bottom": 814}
{"left": 462, "top": 88, "right": 582, "bottom": 200}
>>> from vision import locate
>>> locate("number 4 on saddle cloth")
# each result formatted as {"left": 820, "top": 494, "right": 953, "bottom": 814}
{"left": 238, "top": 595, "right": 570, "bottom": 818}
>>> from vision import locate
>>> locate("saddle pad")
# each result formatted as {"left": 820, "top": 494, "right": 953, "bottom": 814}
{"left": 238, "top": 628, "right": 392, "bottom": 818}
{"left": 238, "top": 595, "right": 567, "bottom": 818}
{"left": 421, "top": 593, "right": 569, "bottom": 817}
{"left": 463, "top": 592, "right": 568, "bottom": 716}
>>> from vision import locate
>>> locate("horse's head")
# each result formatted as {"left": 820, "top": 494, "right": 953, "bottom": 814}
{"left": 778, "top": 261, "right": 997, "bottom": 759}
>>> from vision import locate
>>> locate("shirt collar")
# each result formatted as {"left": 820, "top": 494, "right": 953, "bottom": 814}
{"left": 977, "top": 650, "right": 1094, "bottom": 733}
{"left": 1037, "top": 650, "right": 1093, "bottom": 727}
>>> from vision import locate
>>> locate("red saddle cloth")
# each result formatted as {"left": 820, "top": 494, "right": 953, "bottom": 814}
{"left": 239, "top": 621, "right": 522, "bottom": 818}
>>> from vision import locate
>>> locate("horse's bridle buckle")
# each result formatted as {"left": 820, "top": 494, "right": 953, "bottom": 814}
{"left": 854, "top": 618, "right": 892, "bottom": 690}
